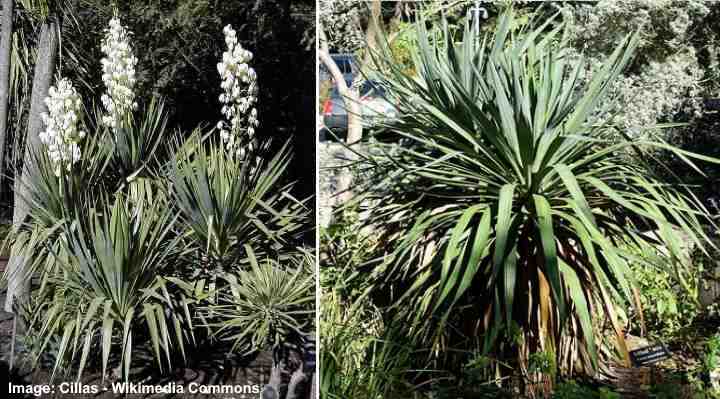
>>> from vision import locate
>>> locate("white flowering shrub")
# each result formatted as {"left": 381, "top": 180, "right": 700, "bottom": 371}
{"left": 560, "top": 0, "right": 710, "bottom": 138}
{"left": 39, "top": 79, "right": 86, "bottom": 176}
{"left": 561, "top": 0, "right": 709, "bottom": 58}
{"left": 319, "top": 0, "right": 364, "bottom": 52}
{"left": 216, "top": 24, "right": 259, "bottom": 156}
{"left": 100, "top": 17, "right": 138, "bottom": 129}
{"left": 588, "top": 51, "right": 704, "bottom": 136}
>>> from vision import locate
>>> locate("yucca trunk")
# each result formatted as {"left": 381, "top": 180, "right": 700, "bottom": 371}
{"left": 472, "top": 221, "right": 559, "bottom": 396}
{"left": 0, "top": 0, "right": 14, "bottom": 197}
{"left": 286, "top": 367, "right": 308, "bottom": 399}
{"left": 5, "top": 19, "right": 58, "bottom": 313}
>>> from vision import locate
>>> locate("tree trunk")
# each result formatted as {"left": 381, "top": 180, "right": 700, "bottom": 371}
{"left": 4, "top": 20, "right": 58, "bottom": 314}
{"left": 317, "top": 27, "right": 361, "bottom": 144}
{"left": 318, "top": 27, "right": 361, "bottom": 206}
{"left": 285, "top": 367, "right": 307, "bottom": 399}
{"left": 0, "top": 0, "right": 14, "bottom": 196}
{"left": 320, "top": 0, "right": 386, "bottom": 204}
{"left": 342, "top": 0, "right": 381, "bottom": 179}
{"left": 309, "top": 372, "right": 317, "bottom": 399}
{"left": 337, "top": 0, "right": 384, "bottom": 204}
{"left": 357, "top": 0, "right": 382, "bottom": 87}
{"left": 261, "top": 362, "right": 282, "bottom": 399}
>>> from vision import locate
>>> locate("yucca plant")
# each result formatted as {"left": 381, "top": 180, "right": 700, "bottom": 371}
{"left": 350, "top": 8, "right": 720, "bottom": 382}
{"left": 3, "top": 139, "right": 111, "bottom": 297}
{"left": 166, "top": 135, "right": 310, "bottom": 273}
{"left": 205, "top": 246, "right": 315, "bottom": 355}
{"left": 25, "top": 195, "right": 193, "bottom": 381}
{"left": 105, "top": 97, "right": 168, "bottom": 185}
{"left": 182, "top": 246, "right": 315, "bottom": 399}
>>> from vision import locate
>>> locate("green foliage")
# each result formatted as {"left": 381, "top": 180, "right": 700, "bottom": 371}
{"left": 537, "top": 1, "right": 711, "bottom": 140}
{"left": 26, "top": 195, "right": 191, "bottom": 381}
{"left": 649, "top": 380, "right": 686, "bottom": 399}
{"left": 628, "top": 251, "right": 702, "bottom": 340}
{"left": 354, "top": 7, "right": 719, "bottom": 379}
{"left": 552, "top": 381, "right": 620, "bottom": 399}
{"left": 166, "top": 136, "right": 309, "bottom": 269}
{"left": 320, "top": 207, "right": 378, "bottom": 299}
{"left": 13, "top": 129, "right": 314, "bottom": 380}
{"left": 320, "top": 290, "right": 372, "bottom": 398}
{"left": 690, "top": 3, "right": 720, "bottom": 97}
{"left": 323, "top": 2, "right": 720, "bottom": 395}
{"left": 5, "top": 98, "right": 163, "bottom": 292}
{"left": 387, "top": 21, "right": 416, "bottom": 76}
{"left": 320, "top": 214, "right": 417, "bottom": 399}
{"left": 319, "top": 288, "right": 415, "bottom": 399}
{"left": 528, "top": 351, "right": 556, "bottom": 378}
{"left": 461, "top": 352, "right": 495, "bottom": 385}
{"left": 648, "top": 371, "right": 720, "bottom": 399}
{"left": 104, "top": 97, "right": 168, "bottom": 185}
{"left": 561, "top": 0, "right": 710, "bottom": 64}
{"left": 8, "top": 0, "right": 316, "bottom": 204}
{"left": 6, "top": 10, "right": 315, "bottom": 381}
{"left": 205, "top": 248, "right": 315, "bottom": 354}
{"left": 8, "top": 105, "right": 315, "bottom": 380}
{"left": 703, "top": 334, "right": 720, "bottom": 376}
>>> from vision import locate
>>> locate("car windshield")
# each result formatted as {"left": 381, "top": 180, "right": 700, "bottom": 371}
{"left": 332, "top": 56, "right": 354, "bottom": 74}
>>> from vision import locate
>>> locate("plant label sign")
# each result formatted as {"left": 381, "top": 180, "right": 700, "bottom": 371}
{"left": 629, "top": 343, "right": 672, "bottom": 366}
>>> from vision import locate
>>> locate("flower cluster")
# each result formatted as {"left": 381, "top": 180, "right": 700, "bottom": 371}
{"left": 562, "top": 1, "right": 709, "bottom": 139}
{"left": 39, "top": 79, "right": 86, "bottom": 176}
{"left": 216, "top": 24, "right": 259, "bottom": 156}
{"left": 100, "top": 17, "right": 138, "bottom": 129}
{"left": 563, "top": 0, "right": 709, "bottom": 55}
{"left": 607, "top": 52, "right": 703, "bottom": 135}
{"left": 319, "top": 0, "right": 364, "bottom": 52}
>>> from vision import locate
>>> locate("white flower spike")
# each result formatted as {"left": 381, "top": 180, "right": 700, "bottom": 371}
{"left": 40, "top": 78, "right": 86, "bottom": 176}
{"left": 217, "top": 24, "right": 259, "bottom": 154}
{"left": 100, "top": 17, "right": 138, "bottom": 130}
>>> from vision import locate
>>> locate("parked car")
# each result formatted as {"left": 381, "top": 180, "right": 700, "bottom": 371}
{"left": 320, "top": 53, "right": 357, "bottom": 86}
{"left": 321, "top": 80, "right": 398, "bottom": 139}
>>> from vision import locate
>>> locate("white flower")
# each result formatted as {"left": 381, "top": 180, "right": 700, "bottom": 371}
{"left": 216, "top": 24, "right": 259, "bottom": 155}
{"left": 100, "top": 17, "right": 138, "bottom": 130}
{"left": 40, "top": 78, "right": 85, "bottom": 176}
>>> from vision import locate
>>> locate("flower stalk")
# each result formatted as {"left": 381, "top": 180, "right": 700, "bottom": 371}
{"left": 216, "top": 24, "right": 259, "bottom": 157}
{"left": 39, "top": 78, "right": 85, "bottom": 176}
{"left": 100, "top": 17, "right": 138, "bottom": 130}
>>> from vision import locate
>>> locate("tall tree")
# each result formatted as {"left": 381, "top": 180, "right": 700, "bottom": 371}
{"left": 0, "top": 0, "right": 14, "bottom": 196}
{"left": 4, "top": 18, "right": 58, "bottom": 314}
{"left": 319, "top": 1, "right": 458, "bottom": 207}
{"left": 319, "top": 0, "right": 388, "bottom": 205}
